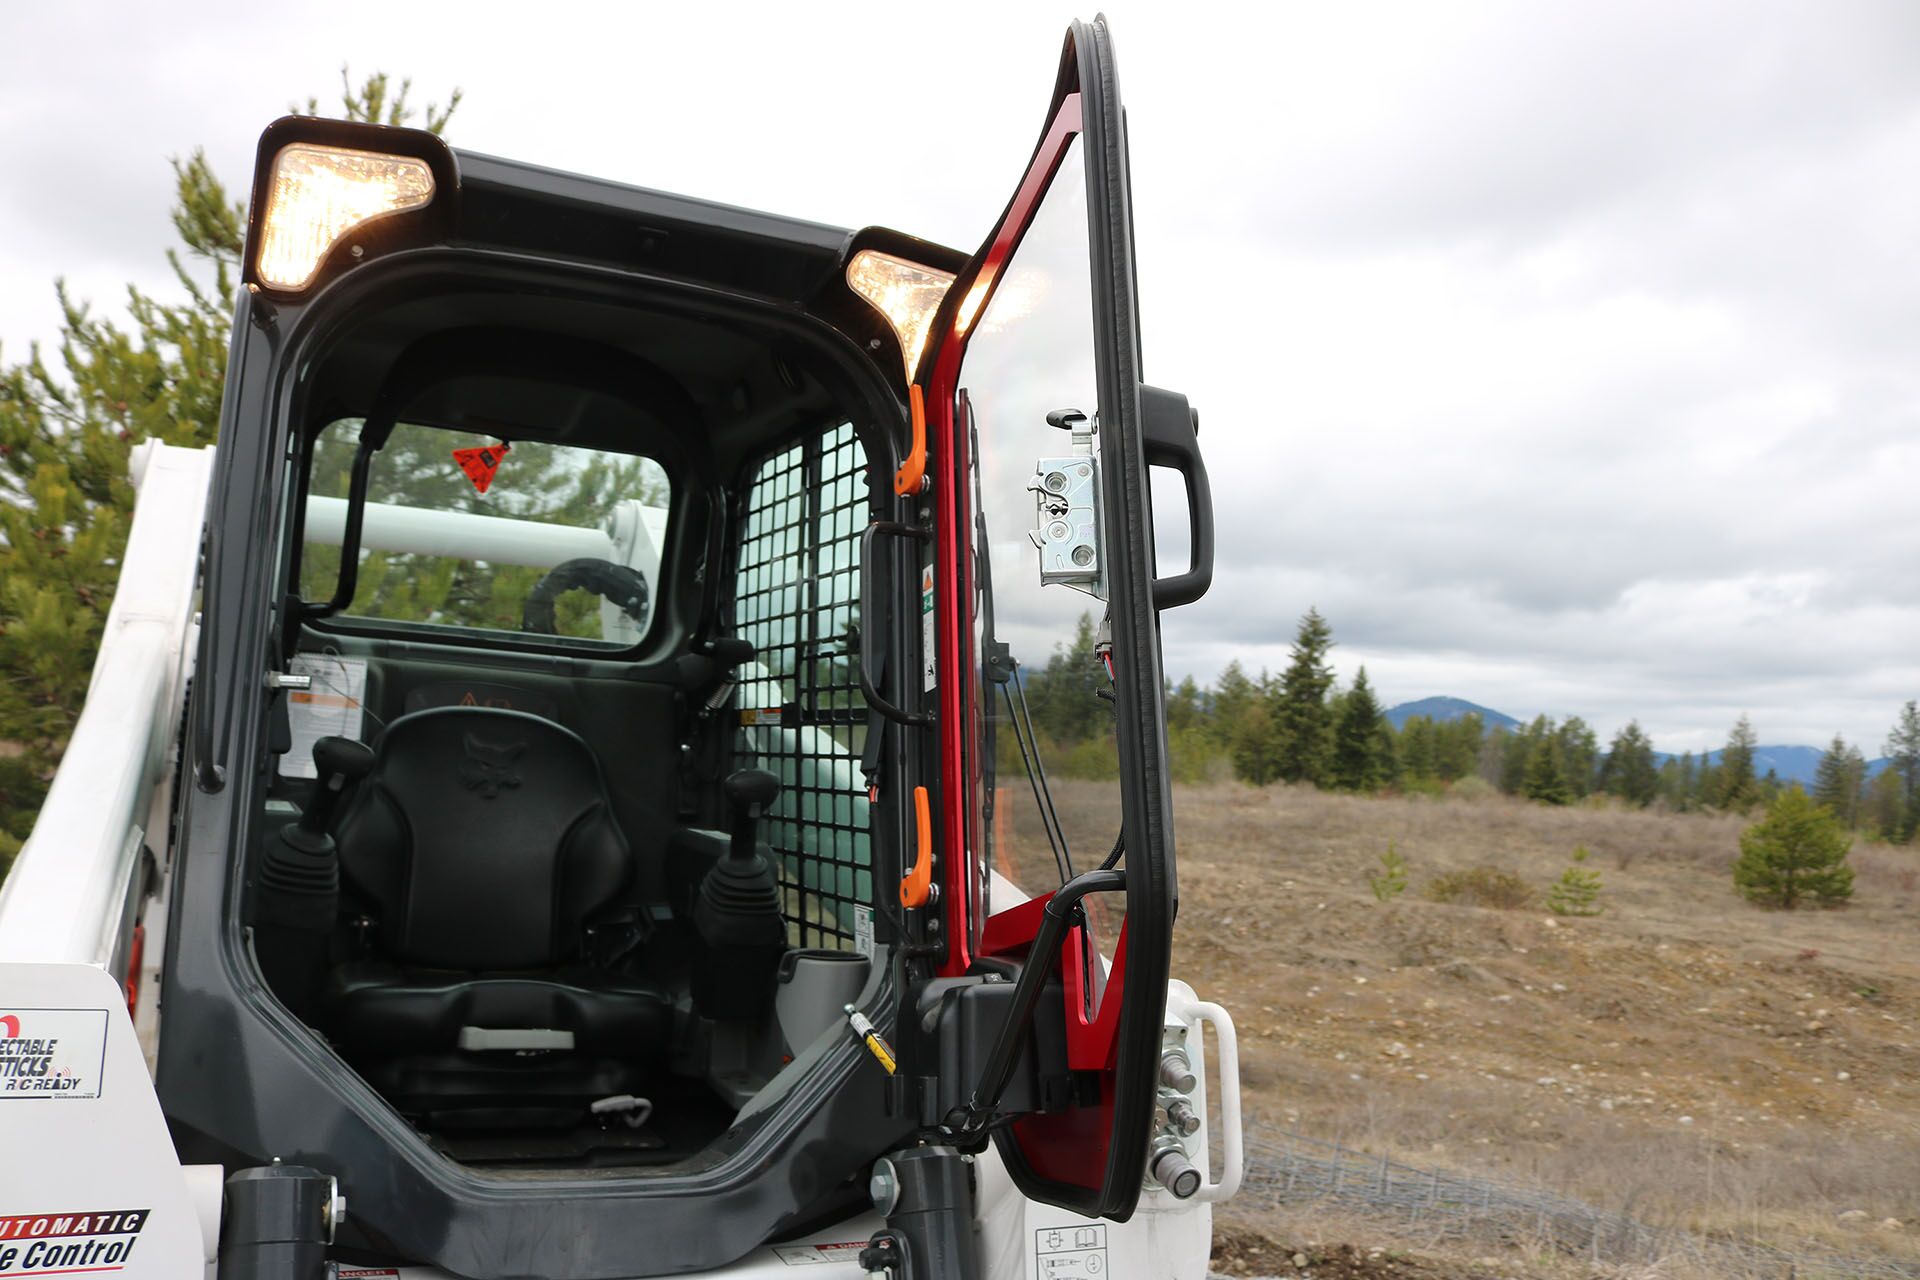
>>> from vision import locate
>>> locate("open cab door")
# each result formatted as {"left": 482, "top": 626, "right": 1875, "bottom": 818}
{"left": 915, "top": 15, "right": 1215, "bottom": 1221}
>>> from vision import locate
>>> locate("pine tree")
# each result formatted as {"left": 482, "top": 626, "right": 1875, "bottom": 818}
{"left": 1397, "top": 716, "right": 1436, "bottom": 781}
{"left": 1329, "top": 666, "right": 1387, "bottom": 791}
{"left": 1600, "top": 721, "right": 1659, "bottom": 807}
{"left": 0, "top": 73, "right": 459, "bottom": 869}
{"left": 1733, "top": 789, "right": 1854, "bottom": 908}
{"left": 1812, "top": 734, "right": 1867, "bottom": 828}
{"left": 1885, "top": 700, "right": 1920, "bottom": 843}
{"left": 1209, "top": 660, "right": 1257, "bottom": 751}
{"left": 1367, "top": 840, "right": 1408, "bottom": 901}
{"left": 1230, "top": 699, "right": 1283, "bottom": 786}
{"left": 1547, "top": 845, "right": 1604, "bottom": 916}
{"left": 1715, "top": 714, "right": 1761, "bottom": 812}
{"left": 1862, "top": 768, "right": 1905, "bottom": 842}
{"left": 1555, "top": 716, "right": 1599, "bottom": 798}
{"left": 1435, "top": 713, "right": 1484, "bottom": 782}
{"left": 1522, "top": 729, "right": 1572, "bottom": 805}
{"left": 1270, "top": 608, "right": 1335, "bottom": 785}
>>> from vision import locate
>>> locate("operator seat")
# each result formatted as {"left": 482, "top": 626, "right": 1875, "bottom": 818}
{"left": 320, "top": 706, "right": 669, "bottom": 1122}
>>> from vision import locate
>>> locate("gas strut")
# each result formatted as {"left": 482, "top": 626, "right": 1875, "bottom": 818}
{"left": 954, "top": 866, "right": 1125, "bottom": 1132}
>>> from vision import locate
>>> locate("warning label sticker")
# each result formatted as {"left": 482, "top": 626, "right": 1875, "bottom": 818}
{"left": 0, "top": 1008, "right": 107, "bottom": 1100}
{"left": 920, "top": 565, "right": 936, "bottom": 691}
{"left": 852, "top": 906, "right": 874, "bottom": 960}
{"left": 281, "top": 654, "right": 368, "bottom": 779}
{"left": 772, "top": 1239, "right": 867, "bottom": 1266}
{"left": 0, "top": 1208, "right": 147, "bottom": 1275}
{"left": 1035, "top": 1223, "right": 1108, "bottom": 1278}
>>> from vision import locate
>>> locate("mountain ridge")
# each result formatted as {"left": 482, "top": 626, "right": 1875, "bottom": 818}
{"left": 1383, "top": 696, "right": 1891, "bottom": 786}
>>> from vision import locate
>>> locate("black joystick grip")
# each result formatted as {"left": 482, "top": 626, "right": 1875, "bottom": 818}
{"left": 709, "top": 637, "right": 757, "bottom": 667}
{"left": 726, "top": 768, "right": 781, "bottom": 812}
{"left": 725, "top": 768, "right": 781, "bottom": 862}
{"left": 297, "top": 736, "right": 376, "bottom": 838}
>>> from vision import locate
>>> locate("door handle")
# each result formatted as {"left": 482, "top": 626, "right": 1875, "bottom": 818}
{"left": 1139, "top": 384, "right": 1214, "bottom": 611}
{"left": 859, "top": 520, "right": 932, "bottom": 728}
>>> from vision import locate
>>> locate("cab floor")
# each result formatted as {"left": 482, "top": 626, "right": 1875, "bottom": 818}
{"left": 427, "top": 1085, "right": 738, "bottom": 1168}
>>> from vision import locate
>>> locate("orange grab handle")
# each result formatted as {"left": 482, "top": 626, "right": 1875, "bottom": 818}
{"left": 899, "top": 785, "right": 934, "bottom": 908}
{"left": 894, "top": 384, "right": 927, "bottom": 497}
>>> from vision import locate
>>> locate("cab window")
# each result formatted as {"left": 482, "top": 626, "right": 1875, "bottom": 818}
{"left": 300, "top": 419, "right": 670, "bottom": 649}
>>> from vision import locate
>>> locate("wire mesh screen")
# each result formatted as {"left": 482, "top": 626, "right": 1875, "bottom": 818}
{"left": 729, "top": 423, "right": 873, "bottom": 950}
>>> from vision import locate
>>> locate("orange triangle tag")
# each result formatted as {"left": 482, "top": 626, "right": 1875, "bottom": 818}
{"left": 452, "top": 441, "right": 511, "bottom": 494}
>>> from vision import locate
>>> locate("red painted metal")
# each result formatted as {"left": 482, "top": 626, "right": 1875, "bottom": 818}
{"left": 926, "top": 92, "right": 1085, "bottom": 979}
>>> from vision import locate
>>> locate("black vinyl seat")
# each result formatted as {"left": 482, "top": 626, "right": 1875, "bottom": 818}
{"left": 321, "top": 707, "right": 669, "bottom": 1116}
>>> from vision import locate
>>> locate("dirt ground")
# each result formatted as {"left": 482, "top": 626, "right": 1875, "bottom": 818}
{"left": 1014, "top": 780, "right": 1920, "bottom": 1271}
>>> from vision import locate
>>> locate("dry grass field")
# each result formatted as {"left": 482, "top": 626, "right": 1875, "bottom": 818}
{"left": 1018, "top": 780, "right": 1920, "bottom": 1273}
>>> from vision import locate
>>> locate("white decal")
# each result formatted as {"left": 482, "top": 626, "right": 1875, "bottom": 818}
{"left": 852, "top": 906, "right": 874, "bottom": 960}
{"left": 0, "top": 1208, "right": 148, "bottom": 1275}
{"left": 282, "top": 654, "right": 368, "bottom": 779}
{"left": 773, "top": 1239, "right": 868, "bottom": 1266}
{"left": 920, "top": 566, "right": 937, "bottom": 691}
{"left": 0, "top": 1008, "right": 108, "bottom": 1100}
{"left": 1035, "top": 1223, "right": 1108, "bottom": 1278}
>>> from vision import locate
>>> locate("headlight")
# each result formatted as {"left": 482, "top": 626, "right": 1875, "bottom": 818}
{"left": 846, "top": 249, "right": 955, "bottom": 382}
{"left": 255, "top": 143, "right": 436, "bottom": 291}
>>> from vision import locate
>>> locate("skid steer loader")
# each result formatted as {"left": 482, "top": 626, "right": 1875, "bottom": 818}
{"left": 0, "top": 17, "right": 1239, "bottom": 1279}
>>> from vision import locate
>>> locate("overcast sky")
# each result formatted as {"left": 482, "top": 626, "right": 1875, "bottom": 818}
{"left": 3, "top": 1, "right": 1916, "bottom": 753}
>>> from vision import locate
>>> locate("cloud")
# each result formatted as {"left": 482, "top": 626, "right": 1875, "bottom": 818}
{"left": 0, "top": 0, "right": 1914, "bottom": 752}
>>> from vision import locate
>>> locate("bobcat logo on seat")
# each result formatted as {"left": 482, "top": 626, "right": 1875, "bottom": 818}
{"left": 458, "top": 734, "right": 525, "bottom": 798}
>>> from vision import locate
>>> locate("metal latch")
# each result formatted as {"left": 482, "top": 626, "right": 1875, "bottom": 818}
{"left": 1026, "top": 407, "right": 1104, "bottom": 599}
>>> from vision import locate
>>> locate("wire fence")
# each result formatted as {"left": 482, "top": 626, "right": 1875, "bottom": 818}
{"left": 1236, "top": 1128, "right": 1920, "bottom": 1279}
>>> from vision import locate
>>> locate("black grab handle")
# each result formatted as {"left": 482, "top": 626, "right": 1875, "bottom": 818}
{"left": 860, "top": 520, "right": 933, "bottom": 728}
{"left": 1139, "top": 384, "right": 1214, "bottom": 611}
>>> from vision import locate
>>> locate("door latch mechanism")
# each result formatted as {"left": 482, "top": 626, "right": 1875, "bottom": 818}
{"left": 1026, "top": 408, "right": 1104, "bottom": 599}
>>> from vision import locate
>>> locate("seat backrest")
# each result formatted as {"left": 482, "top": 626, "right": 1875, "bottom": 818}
{"left": 336, "top": 707, "right": 632, "bottom": 970}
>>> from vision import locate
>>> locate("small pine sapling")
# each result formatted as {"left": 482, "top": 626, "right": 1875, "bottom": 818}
{"left": 1368, "top": 840, "right": 1409, "bottom": 902}
{"left": 1733, "top": 789, "right": 1854, "bottom": 908}
{"left": 1547, "top": 844, "right": 1604, "bottom": 916}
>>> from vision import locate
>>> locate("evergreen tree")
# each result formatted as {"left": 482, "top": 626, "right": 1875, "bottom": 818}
{"left": 1862, "top": 767, "right": 1905, "bottom": 842}
{"left": 1230, "top": 699, "right": 1283, "bottom": 787}
{"left": 1812, "top": 734, "right": 1867, "bottom": 828}
{"left": 1024, "top": 613, "right": 1109, "bottom": 747}
{"left": 1714, "top": 714, "right": 1761, "bottom": 812}
{"left": 0, "top": 72, "right": 458, "bottom": 868}
{"left": 1270, "top": 608, "right": 1335, "bottom": 785}
{"left": 1522, "top": 729, "right": 1573, "bottom": 805}
{"left": 1497, "top": 725, "right": 1532, "bottom": 795}
{"left": 1367, "top": 840, "right": 1408, "bottom": 901}
{"left": 1885, "top": 700, "right": 1920, "bottom": 843}
{"left": 1435, "top": 713, "right": 1484, "bottom": 781}
{"left": 1166, "top": 676, "right": 1205, "bottom": 736}
{"left": 1397, "top": 715, "right": 1438, "bottom": 781}
{"left": 1733, "top": 789, "right": 1854, "bottom": 908}
{"left": 1600, "top": 721, "right": 1659, "bottom": 807}
{"left": 1209, "top": 660, "right": 1257, "bottom": 751}
{"left": 1329, "top": 666, "right": 1388, "bottom": 791}
{"left": 1555, "top": 716, "right": 1600, "bottom": 798}
{"left": 1546, "top": 845, "right": 1604, "bottom": 916}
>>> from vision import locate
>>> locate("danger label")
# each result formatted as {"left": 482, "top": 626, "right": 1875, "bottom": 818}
{"left": 1035, "top": 1223, "right": 1107, "bottom": 1278}
{"left": 0, "top": 1009, "right": 107, "bottom": 1100}
{"left": 772, "top": 1239, "right": 867, "bottom": 1266}
{"left": 0, "top": 1209, "right": 147, "bottom": 1275}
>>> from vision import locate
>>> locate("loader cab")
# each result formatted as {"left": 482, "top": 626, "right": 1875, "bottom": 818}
{"left": 159, "top": 17, "right": 1215, "bottom": 1276}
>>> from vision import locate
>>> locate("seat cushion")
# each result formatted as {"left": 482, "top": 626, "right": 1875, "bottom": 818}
{"left": 335, "top": 707, "right": 635, "bottom": 971}
{"left": 324, "top": 960, "right": 674, "bottom": 1056}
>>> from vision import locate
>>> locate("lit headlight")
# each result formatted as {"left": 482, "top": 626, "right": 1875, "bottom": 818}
{"left": 846, "top": 249, "right": 955, "bottom": 381}
{"left": 255, "top": 143, "right": 435, "bottom": 291}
